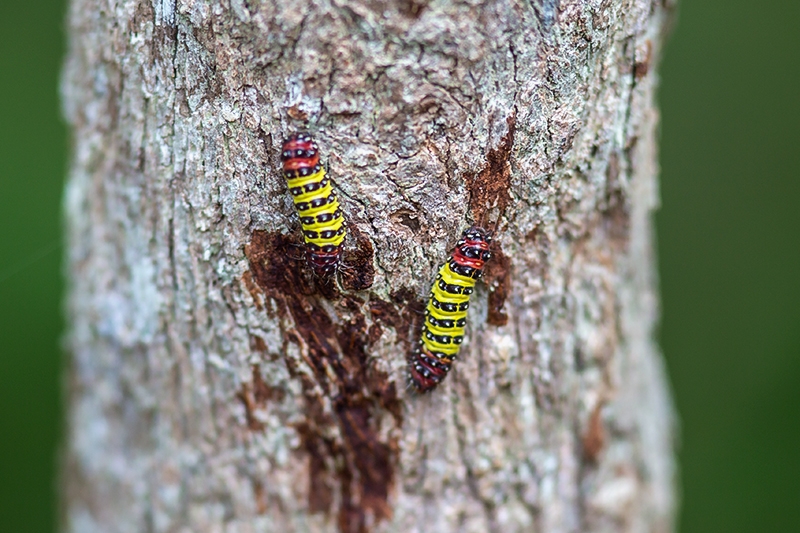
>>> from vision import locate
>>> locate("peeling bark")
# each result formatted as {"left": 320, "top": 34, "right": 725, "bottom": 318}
{"left": 61, "top": 1, "right": 677, "bottom": 532}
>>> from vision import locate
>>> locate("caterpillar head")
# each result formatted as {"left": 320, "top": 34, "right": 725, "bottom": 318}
{"left": 456, "top": 226, "right": 492, "bottom": 263}
{"left": 281, "top": 132, "right": 319, "bottom": 162}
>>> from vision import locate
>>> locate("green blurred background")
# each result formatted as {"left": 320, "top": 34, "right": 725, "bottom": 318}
{"left": 1, "top": 1, "right": 798, "bottom": 531}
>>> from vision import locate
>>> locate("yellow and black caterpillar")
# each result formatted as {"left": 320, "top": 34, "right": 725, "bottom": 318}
{"left": 410, "top": 226, "right": 492, "bottom": 392}
{"left": 281, "top": 132, "right": 346, "bottom": 276}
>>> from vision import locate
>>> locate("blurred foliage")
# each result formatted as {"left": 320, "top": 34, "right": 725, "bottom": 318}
{"left": 0, "top": 2, "right": 66, "bottom": 533}
{"left": 0, "top": 0, "right": 798, "bottom": 532}
{"left": 658, "top": 1, "right": 800, "bottom": 531}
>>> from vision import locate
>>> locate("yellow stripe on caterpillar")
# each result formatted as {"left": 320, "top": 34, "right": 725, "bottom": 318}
{"left": 430, "top": 285, "right": 471, "bottom": 304}
{"left": 426, "top": 299, "right": 470, "bottom": 316}
{"left": 301, "top": 229, "right": 346, "bottom": 247}
{"left": 290, "top": 182, "right": 334, "bottom": 205}
{"left": 298, "top": 211, "right": 344, "bottom": 232}
{"left": 421, "top": 340, "right": 461, "bottom": 356}
{"left": 294, "top": 196, "right": 341, "bottom": 217}
{"left": 286, "top": 169, "right": 326, "bottom": 188}
{"left": 439, "top": 264, "right": 477, "bottom": 286}
{"left": 421, "top": 332, "right": 462, "bottom": 355}
{"left": 424, "top": 323, "right": 466, "bottom": 338}
{"left": 288, "top": 178, "right": 333, "bottom": 202}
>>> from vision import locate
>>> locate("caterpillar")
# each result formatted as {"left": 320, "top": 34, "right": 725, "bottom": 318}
{"left": 410, "top": 226, "right": 492, "bottom": 392}
{"left": 281, "top": 132, "right": 346, "bottom": 277}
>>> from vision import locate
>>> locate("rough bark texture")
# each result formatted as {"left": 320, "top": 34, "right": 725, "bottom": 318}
{"left": 61, "top": 1, "right": 677, "bottom": 532}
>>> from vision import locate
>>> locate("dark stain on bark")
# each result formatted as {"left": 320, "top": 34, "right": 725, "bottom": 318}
{"left": 237, "top": 386, "right": 264, "bottom": 432}
{"left": 341, "top": 224, "right": 375, "bottom": 291}
{"left": 465, "top": 115, "right": 516, "bottom": 229}
{"left": 237, "top": 364, "right": 285, "bottom": 432}
{"left": 366, "top": 321, "right": 383, "bottom": 347}
{"left": 249, "top": 334, "right": 267, "bottom": 353}
{"left": 484, "top": 242, "right": 512, "bottom": 327}
{"left": 336, "top": 401, "right": 395, "bottom": 531}
{"left": 582, "top": 401, "right": 606, "bottom": 463}
{"left": 252, "top": 364, "right": 283, "bottom": 403}
{"left": 252, "top": 478, "right": 269, "bottom": 515}
{"left": 396, "top": 0, "right": 428, "bottom": 19}
{"left": 245, "top": 230, "right": 399, "bottom": 532}
{"left": 242, "top": 271, "right": 264, "bottom": 310}
{"left": 369, "top": 288, "right": 425, "bottom": 353}
{"left": 462, "top": 116, "right": 516, "bottom": 325}
{"left": 316, "top": 274, "right": 342, "bottom": 301}
{"left": 324, "top": 374, "right": 397, "bottom": 527}
{"left": 396, "top": 289, "right": 427, "bottom": 367}
{"left": 634, "top": 40, "right": 653, "bottom": 80}
{"left": 296, "top": 418, "right": 337, "bottom": 514}
{"left": 366, "top": 299, "right": 392, "bottom": 348}
{"left": 372, "top": 288, "right": 427, "bottom": 381}
{"left": 246, "top": 231, "right": 315, "bottom": 296}
{"left": 337, "top": 295, "right": 404, "bottom": 423}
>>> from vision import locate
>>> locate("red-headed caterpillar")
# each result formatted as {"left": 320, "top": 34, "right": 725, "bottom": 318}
{"left": 410, "top": 226, "right": 492, "bottom": 392}
{"left": 281, "top": 132, "right": 346, "bottom": 278}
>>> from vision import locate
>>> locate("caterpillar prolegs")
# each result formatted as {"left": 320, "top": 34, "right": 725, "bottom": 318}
{"left": 410, "top": 226, "right": 492, "bottom": 392}
{"left": 281, "top": 133, "right": 346, "bottom": 277}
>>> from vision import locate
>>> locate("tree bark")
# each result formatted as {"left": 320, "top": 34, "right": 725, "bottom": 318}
{"left": 61, "top": 1, "right": 677, "bottom": 532}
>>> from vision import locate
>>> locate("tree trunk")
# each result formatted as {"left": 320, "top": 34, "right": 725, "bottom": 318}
{"left": 61, "top": 1, "right": 677, "bottom": 532}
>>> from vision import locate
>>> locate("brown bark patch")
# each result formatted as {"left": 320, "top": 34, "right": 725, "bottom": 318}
{"left": 252, "top": 364, "right": 283, "bottom": 404}
{"left": 242, "top": 270, "right": 264, "bottom": 310}
{"left": 602, "top": 152, "right": 631, "bottom": 253}
{"left": 484, "top": 242, "right": 512, "bottom": 326}
{"left": 287, "top": 105, "right": 309, "bottom": 122}
{"left": 237, "top": 365, "right": 284, "bottom": 432}
{"left": 465, "top": 115, "right": 516, "bottom": 228}
{"left": 367, "top": 322, "right": 384, "bottom": 347}
{"left": 249, "top": 334, "right": 268, "bottom": 353}
{"left": 582, "top": 402, "right": 606, "bottom": 463}
{"left": 337, "top": 296, "right": 404, "bottom": 423}
{"left": 396, "top": 0, "right": 428, "bottom": 18}
{"left": 369, "top": 289, "right": 425, "bottom": 352}
{"left": 369, "top": 289, "right": 427, "bottom": 388}
{"left": 245, "top": 230, "right": 399, "bottom": 531}
{"left": 237, "top": 386, "right": 265, "bottom": 432}
{"left": 296, "top": 420, "right": 336, "bottom": 514}
{"left": 252, "top": 478, "right": 269, "bottom": 515}
{"left": 245, "top": 231, "right": 315, "bottom": 299}
{"left": 390, "top": 287, "right": 427, "bottom": 349}
{"left": 634, "top": 40, "right": 653, "bottom": 80}
{"left": 337, "top": 401, "right": 396, "bottom": 530}
{"left": 341, "top": 224, "right": 375, "bottom": 291}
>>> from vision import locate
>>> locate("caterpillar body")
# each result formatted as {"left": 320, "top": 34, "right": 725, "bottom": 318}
{"left": 410, "top": 226, "right": 492, "bottom": 392}
{"left": 281, "top": 132, "right": 346, "bottom": 277}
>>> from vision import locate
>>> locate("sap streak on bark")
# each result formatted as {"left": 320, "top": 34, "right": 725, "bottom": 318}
{"left": 62, "top": 0, "right": 677, "bottom": 532}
